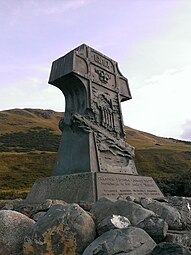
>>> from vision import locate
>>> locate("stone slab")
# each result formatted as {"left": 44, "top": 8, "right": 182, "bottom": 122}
{"left": 26, "top": 173, "right": 163, "bottom": 204}
{"left": 26, "top": 173, "right": 97, "bottom": 204}
{"left": 96, "top": 173, "right": 163, "bottom": 199}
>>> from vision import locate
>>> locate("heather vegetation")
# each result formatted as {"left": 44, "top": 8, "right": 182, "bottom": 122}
{"left": 0, "top": 127, "right": 60, "bottom": 152}
{"left": 156, "top": 171, "right": 191, "bottom": 197}
{"left": 0, "top": 152, "right": 56, "bottom": 199}
{"left": 0, "top": 109, "right": 191, "bottom": 199}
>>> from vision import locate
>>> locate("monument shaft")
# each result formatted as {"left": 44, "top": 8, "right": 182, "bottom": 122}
{"left": 49, "top": 44, "right": 137, "bottom": 175}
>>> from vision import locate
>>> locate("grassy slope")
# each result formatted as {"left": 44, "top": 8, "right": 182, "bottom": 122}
{"left": 0, "top": 109, "right": 62, "bottom": 198}
{"left": 125, "top": 126, "right": 191, "bottom": 177}
{"left": 0, "top": 108, "right": 62, "bottom": 135}
{"left": 0, "top": 109, "right": 191, "bottom": 198}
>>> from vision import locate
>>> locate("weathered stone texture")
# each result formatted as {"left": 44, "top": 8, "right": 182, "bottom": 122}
{"left": 152, "top": 242, "right": 191, "bottom": 255}
{"left": 0, "top": 210, "right": 35, "bottom": 255}
{"left": 165, "top": 230, "right": 191, "bottom": 249}
{"left": 97, "top": 214, "right": 131, "bottom": 236}
{"left": 141, "top": 198, "right": 184, "bottom": 230}
{"left": 137, "top": 215, "right": 168, "bottom": 243}
{"left": 167, "top": 196, "right": 191, "bottom": 230}
{"left": 83, "top": 227, "right": 156, "bottom": 255}
{"left": 91, "top": 197, "right": 155, "bottom": 226}
{"left": 0, "top": 196, "right": 191, "bottom": 254}
{"left": 23, "top": 203, "right": 96, "bottom": 255}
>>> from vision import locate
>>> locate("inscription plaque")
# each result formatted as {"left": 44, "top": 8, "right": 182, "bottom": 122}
{"left": 96, "top": 173, "right": 163, "bottom": 199}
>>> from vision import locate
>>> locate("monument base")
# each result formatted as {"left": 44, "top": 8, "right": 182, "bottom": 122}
{"left": 26, "top": 173, "right": 163, "bottom": 204}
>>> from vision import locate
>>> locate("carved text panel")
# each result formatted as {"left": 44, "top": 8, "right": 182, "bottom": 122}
{"left": 96, "top": 173, "right": 164, "bottom": 199}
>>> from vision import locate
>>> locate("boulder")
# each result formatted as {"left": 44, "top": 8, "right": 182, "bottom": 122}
{"left": 0, "top": 198, "right": 23, "bottom": 210}
{"left": 167, "top": 196, "right": 191, "bottom": 230}
{"left": 0, "top": 210, "right": 35, "bottom": 255}
{"left": 152, "top": 242, "right": 191, "bottom": 255}
{"left": 0, "top": 200, "right": 11, "bottom": 209}
{"left": 97, "top": 214, "right": 131, "bottom": 236}
{"left": 83, "top": 227, "right": 156, "bottom": 255}
{"left": 137, "top": 215, "right": 168, "bottom": 243}
{"left": 91, "top": 197, "right": 155, "bottom": 226}
{"left": 165, "top": 230, "right": 191, "bottom": 249}
{"left": 32, "top": 211, "right": 46, "bottom": 221}
{"left": 141, "top": 198, "right": 184, "bottom": 230}
{"left": 15, "top": 199, "right": 66, "bottom": 217}
{"left": 23, "top": 203, "right": 96, "bottom": 255}
{"left": 125, "top": 195, "right": 136, "bottom": 202}
{"left": 2, "top": 201, "right": 14, "bottom": 210}
{"left": 78, "top": 201, "right": 93, "bottom": 211}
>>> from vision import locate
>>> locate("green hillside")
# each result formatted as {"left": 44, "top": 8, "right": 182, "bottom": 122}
{"left": 0, "top": 108, "right": 191, "bottom": 199}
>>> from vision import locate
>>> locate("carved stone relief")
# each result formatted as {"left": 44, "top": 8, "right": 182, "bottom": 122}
{"left": 48, "top": 44, "right": 138, "bottom": 175}
{"left": 94, "top": 68, "right": 111, "bottom": 84}
{"left": 91, "top": 84, "right": 124, "bottom": 139}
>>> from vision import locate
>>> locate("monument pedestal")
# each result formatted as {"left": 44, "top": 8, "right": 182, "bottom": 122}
{"left": 26, "top": 173, "right": 163, "bottom": 204}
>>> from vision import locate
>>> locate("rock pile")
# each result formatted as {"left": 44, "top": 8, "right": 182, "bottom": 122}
{"left": 0, "top": 196, "right": 191, "bottom": 255}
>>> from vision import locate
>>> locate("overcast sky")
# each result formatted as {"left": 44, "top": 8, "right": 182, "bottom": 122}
{"left": 0, "top": 0, "right": 191, "bottom": 141}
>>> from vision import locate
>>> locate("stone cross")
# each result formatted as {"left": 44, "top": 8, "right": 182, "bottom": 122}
{"left": 49, "top": 44, "right": 137, "bottom": 176}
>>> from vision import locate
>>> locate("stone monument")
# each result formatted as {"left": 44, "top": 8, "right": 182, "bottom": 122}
{"left": 26, "top": 44, "right": 163, "bottom": 203}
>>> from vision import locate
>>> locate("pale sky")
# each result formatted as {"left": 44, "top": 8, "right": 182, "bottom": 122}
{"left": 0, "top": 0, "right": 191, "bottom": 141}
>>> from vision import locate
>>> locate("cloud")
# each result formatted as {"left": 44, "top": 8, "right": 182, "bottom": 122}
{"left": 122, "top": 65, "right": 191, "bottom": 139}
{"left": 0, "top": 65, "right": 65, "bottom": 111}
{"left": 181, "top": 120, "right": 191, "bottom": 141}
{"left": 5, "top": 0, "right": 90, "bottom": 17}
{"left": 0, "top": 74, "right": 65, "bottom": 112}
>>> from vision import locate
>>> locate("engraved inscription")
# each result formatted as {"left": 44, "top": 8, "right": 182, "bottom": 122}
{"left": 97, "top": 173, "right": 163, "bottom": 199}
{"left": 90, "top": 50, "right": 114, "bottom": 73}
{"left": 94, "top": 53, "right": 110, "bottom": 69}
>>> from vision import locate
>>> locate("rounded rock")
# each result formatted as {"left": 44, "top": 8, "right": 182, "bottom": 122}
{"left": 23, "top": 203, "right": 96, "bottom": 255}
{"left": 0, "top": 210, "right": 35, "bottom": 255}
{"left": 83, "top": 227, "right": 156, "bottom": 255}
{"left": 152, "top": 242, "right": 191, "bottom": 255}
{"left": 137, "top": 215, "right": 168, "bottom": 243}
{"left": 97, "top": 214, "right": 131, "bottom": 236}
